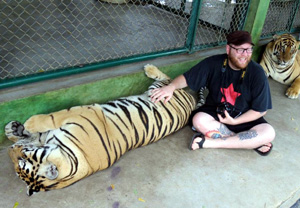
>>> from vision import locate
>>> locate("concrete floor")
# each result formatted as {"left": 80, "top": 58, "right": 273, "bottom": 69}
{"left": 0, "top": 74, "right": 300, "bottom": 207}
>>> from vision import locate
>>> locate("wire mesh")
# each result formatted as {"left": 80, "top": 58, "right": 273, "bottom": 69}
{"left": 292, "top": 3, "right": 300, "bottom": 30}
{"left": 0, "top": 0, "right": 254, "bottom": 83}
{"left": 261, "top": 0, "right": 299, "bottom": 37}
{"left": 194, "top": 0, "right": 249, "bottom": 49}
{"left": 0, "top": 0, "right": 192, "bottom": 80}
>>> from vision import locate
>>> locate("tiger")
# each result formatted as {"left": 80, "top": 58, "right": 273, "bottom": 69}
{"left": 5, "top": 64, "right": 196, "bottom": 196}
{"left": 260, "top": 33, "right": 300, "bottom": 99}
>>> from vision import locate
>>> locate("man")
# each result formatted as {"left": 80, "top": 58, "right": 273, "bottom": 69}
{"left": 150, "top": 31, "right": 275, "bottom": 156}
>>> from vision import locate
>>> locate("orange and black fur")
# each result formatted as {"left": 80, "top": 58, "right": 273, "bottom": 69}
{"left": 5, "top": 64, "right": 196, "bottom": 195}
{"left": 260, "top": 33, "right": 300, "bottom": 99}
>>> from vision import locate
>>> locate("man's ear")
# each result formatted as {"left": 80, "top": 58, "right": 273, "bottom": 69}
{"left": 226, "top": 44, "right": 230, "bottom": 55}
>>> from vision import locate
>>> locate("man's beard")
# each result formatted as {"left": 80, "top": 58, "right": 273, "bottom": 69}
{"left": 228, "top": 54, "right": 251, "bottom": 69}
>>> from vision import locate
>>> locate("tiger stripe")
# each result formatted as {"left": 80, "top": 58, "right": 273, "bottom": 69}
{"left": 7, "top": 65, "right": 196, "bottom": 195}
{"left": 260, "top": 33, "right": 300, "bottom": 99}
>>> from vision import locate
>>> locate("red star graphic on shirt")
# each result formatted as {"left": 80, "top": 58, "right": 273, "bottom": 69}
{"left": 220, "top": 83, "right": 241, "bottom": 106}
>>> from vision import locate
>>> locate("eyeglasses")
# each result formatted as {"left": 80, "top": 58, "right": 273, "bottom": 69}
{"left": 229, "top": 45, "right": 253, "bottom": 54}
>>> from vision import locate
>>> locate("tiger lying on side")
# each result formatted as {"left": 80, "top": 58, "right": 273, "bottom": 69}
{"left": 5, "top": 64, "right": 196, "bottom": 196}
{"left": 260, "top": 33, "right": 300, "bottom": 99}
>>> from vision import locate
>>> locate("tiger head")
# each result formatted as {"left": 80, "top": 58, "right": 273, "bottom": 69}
{"left": 269, "top": 34, "right": 299, "bottom": 67}
{"left": 8, "top": 143, "right": 84, "bottom": 196}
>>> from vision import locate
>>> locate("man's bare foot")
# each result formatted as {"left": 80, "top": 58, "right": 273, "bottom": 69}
{"left": 254, "top": 143, "right": 273, "bottom": 156}
{"left": 189, "top": 133, "right": 205, "bottom": 150}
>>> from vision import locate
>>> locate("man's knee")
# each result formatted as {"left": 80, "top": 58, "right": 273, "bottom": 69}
{"left": 192, "top": 112, "right": 208, "bottom": 126}
{"left": 255, "top": 123, "right": 276, "bottom": 142}
{"left": 192, "top": 112, "right": 216, "bottom": 131}
{"left": 267, "top": 124, "right": 276, "bottom": 142}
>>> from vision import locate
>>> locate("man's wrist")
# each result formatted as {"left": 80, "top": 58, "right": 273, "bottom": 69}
{"left": 168, "top": 83, "right": 176, "bottom": 91}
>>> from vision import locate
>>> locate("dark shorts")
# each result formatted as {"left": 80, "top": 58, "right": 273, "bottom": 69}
{"left": 189, "top": 105, "right": 268, "bottom": 133}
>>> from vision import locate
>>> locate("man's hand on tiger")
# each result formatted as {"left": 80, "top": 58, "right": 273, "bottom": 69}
{"left": 150, "top": 85, "right": 175, "bottom": 104}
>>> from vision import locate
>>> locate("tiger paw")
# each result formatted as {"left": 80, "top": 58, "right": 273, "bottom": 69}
{"left": 144, "top": 64, "right": 170, "bottom": 81}
{"left": 263, "top": 69, "right": 270, "bottom": 77}
{"left": 5, "top": 121, "right": 30, "bottom": 142}
{"left": 286, "top": 87, "right": 299, "bottom": 99}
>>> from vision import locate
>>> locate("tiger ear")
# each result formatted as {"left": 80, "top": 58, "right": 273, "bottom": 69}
{"left": 273, "top": 34, "right": 280, "bottom": 41}
{"left": 44, "top": 164, "right": 58, "bottom": 180}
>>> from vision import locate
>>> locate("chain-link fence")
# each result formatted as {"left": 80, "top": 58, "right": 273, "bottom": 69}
{"left": 261, "top": 0, "right": 300, "bottom": 38}
{"left": 1, "top": 0, "right": 190, "bottom": 80}
{"left": 0, "top": 0, "right": 252, "bottom": 85}
{"left": 193, "top": 0, "right": 249, "bottom": 49}
{"left": 3, "top": 0, "right": 299, "bottom": 87}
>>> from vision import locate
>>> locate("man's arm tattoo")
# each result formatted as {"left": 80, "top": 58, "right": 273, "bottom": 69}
{"left": 238, "top": 130, "right": 258, "bottom": 140}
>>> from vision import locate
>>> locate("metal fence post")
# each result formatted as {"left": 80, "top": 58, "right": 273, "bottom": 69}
{"left": 185, "top": 0, "right": 202, "bottom": 53}
{"left": 243, "top": 0, "right": 271, "bottom": 61}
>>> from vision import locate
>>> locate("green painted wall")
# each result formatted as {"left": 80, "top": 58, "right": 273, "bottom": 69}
{"left": 0, "top": 60, "right": 200, "bottom": 144}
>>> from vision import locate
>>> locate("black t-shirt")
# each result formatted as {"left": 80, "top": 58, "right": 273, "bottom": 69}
{"left": 183, "top": 54, "right": 272, "bottom": 115}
